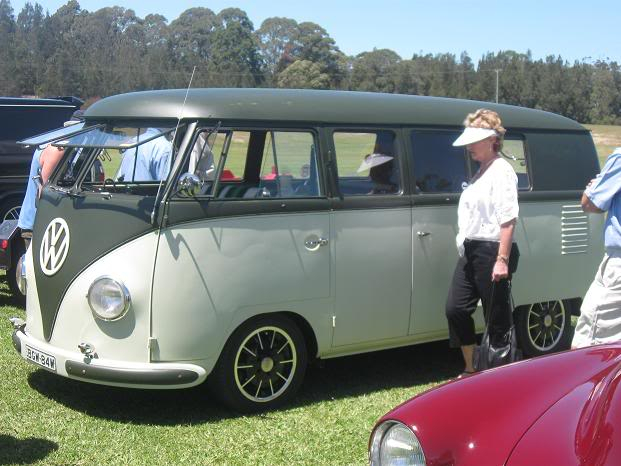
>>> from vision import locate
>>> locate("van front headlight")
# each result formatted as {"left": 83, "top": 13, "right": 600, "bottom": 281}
{"left": 369, "top": 421, "right": 426, "bottom": 466}
{"left": 87, "top": 276, "right": 131, "bottom": 321}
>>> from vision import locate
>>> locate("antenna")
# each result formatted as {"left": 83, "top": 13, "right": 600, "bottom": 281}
{"left": 151, "top": 66, "right": 197, "bottom": 225}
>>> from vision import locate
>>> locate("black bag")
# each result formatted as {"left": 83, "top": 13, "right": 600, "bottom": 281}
{"left": 473, "top": 281, "right": 522, "bottom": 371}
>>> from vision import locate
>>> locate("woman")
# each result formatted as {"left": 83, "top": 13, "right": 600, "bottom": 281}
{"left": 445, "top": 109, "right": 519, "bottom": 376}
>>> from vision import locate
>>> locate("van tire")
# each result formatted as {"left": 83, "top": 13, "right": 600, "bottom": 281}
{"left": 210, "top": 315, "right": 307, "bottom": 413}
{"left": 0, "top": 198, "right": 21, "bottom": 221}
{"left": 7, "top": 241, "right": 26, "bottom": 304}
{"left": 515, "top": 300, "right": 573, "bottom": 357}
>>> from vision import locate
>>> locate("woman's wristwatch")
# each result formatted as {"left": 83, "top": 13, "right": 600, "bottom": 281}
{"left": 496, "top": 254, "right": 509, "bottom": 264}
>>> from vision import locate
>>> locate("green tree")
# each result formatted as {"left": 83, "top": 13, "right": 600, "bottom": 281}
{"left": 13, "top": 2, "right": 45, "bottom": 95}
{"left": 39, "top": 0, "right": 84, "bottom": 96}
{"left": 205, "top": 8, "right": 263, "bottom": 87}
{"left": 0, "top": 0, "right": 18, "bottom": 94}
{"left": 589, "top": 61, "right": 618, "bottom": 123}
{"left": 169, "top": 7, "right": 217, "bottom": 68}
{"left": 255, "top": 16, "right": 298, "bottom": 79}
{"left": 350, "top": 48, "right": 401, "bottom": 92}
{"left": 565, "top": 62, "right": 592, "bottom": 123}
{"left": 141, "top": 13, "right": 175, "bottom": 89}
{"left": 279, "top": 21, "right": 345, "bottom": 88}
{"left": 276, "top": 59, "right": 330, "bottom": 89}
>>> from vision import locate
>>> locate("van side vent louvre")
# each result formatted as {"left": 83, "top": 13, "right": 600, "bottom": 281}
{"left": 561, "top": 204, "right": 589, "bottom": 255}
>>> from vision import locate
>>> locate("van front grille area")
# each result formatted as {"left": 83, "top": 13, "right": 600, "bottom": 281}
{"left": 561, "top": 204, "right": 589, "bottom": 254}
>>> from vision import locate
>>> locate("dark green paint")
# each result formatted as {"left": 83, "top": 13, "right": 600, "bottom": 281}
{"left": 86, "top": 89, "right": 587, "bottom": 131}
{"left": 33, "top": 191, "right": 156, "bottom": 341}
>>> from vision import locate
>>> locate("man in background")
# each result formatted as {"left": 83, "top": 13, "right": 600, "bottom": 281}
{"left": 573, "top": 146, "right": 621, "bottom": 348}
{"left": 17, "top": 110, "right": 83, "bottom": 247}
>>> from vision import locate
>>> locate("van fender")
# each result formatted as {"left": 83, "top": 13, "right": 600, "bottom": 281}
{"left": 222, "top": 307, "right": 325, "bottom": 362}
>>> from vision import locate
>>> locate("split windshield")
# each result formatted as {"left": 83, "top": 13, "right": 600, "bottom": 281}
{"left": 53, "top": 123, "right": 181, "bottom": 192}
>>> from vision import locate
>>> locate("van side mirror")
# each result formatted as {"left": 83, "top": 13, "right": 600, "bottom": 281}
{"left": 176, "top": 173, "right": 201, "bottom": 197}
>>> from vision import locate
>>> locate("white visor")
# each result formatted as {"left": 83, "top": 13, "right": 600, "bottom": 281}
{"left": 452, "top": 127, "right": 497, "bottom": 147}
{"left": 357, "top": 153, "right": 393, "bottom": 173}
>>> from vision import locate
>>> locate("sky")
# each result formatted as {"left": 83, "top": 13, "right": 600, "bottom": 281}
{"left": 7, "top": 0, "right": 621, "bottom": 64}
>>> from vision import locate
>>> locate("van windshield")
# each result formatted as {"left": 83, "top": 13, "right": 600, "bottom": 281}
{"left": 55, "top": 123, "right": 182, "bottom": 192}
{"left": 52, "top": 125, "right": 175, "bottom": 149}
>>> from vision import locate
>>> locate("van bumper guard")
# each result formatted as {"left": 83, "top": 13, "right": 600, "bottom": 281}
{"left": 64, "top": 360, "right": 200, "bottom": 386}
{"left": 10, "top": 322, "right": 207, "bottom": 389}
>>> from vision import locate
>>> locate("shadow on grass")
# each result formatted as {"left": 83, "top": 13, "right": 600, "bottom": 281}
{"left": 27, "top": 340, "right": 461, "bottom": 425}
{"left": 0, "top": 434, "right": 58, "bottom": 465}
{"left": 0, "top": 281, "right": 25, "bottom": 310}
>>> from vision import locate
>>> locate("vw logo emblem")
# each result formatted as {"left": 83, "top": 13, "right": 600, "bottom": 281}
{"left": 40, "top": 218, "right": 70, "bottom": 276}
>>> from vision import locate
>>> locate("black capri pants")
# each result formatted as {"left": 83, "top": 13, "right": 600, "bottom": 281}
{"left": 445, "top": 239, "right": 516, "bottom": 348}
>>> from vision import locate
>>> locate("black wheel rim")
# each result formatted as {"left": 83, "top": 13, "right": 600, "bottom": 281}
{"left": 234, "top": 325, "right": 297, "bottom": 403}
{"left": 3, "top": 206, "right": 20, "bottom": 221}
{"left": 527, "top": 300, "right": 566, "bottom": 351}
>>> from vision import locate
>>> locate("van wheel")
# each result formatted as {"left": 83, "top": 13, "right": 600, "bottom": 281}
{"left": 1, "top": 199, "right": 21, "bottom": 221}
{"left": 516, "top": 300, "right": 573, "bottom": 357}
{"left": 210, "top": 315, "right": 307, "bottom": 412}
{"left": 7, "top": 240, "right": 26, "bottom": 304}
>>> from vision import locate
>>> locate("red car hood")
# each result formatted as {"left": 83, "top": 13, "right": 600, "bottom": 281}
{"left": 378, "top": 345, "right": 621, "bottom": 466}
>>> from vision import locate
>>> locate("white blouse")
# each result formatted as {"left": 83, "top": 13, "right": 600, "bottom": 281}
{"left": 456, "top": 158, "right": 519, "bottom": 255}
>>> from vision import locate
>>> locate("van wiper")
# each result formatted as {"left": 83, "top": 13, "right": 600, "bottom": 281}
{"left": 49, "top": 185, "right": 84, "bottom": 199}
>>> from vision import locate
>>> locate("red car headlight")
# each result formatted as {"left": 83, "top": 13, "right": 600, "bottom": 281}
{"left": 369, "top": 420, "right": 426, "bottom": 466}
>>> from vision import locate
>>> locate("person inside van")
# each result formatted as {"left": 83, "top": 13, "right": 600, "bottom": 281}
{"left": 116, "top": 127, "right": 172, "bottom": 182}
{"left": 357, "top": 141, "right": 398, "bottom": 195}
{"left": 17, "top": 111, "right": 83, "bottom": 246}
{"left": 445, "top": 109, "right": 519, "bottom": 377}
{"left": 368, "top": 155, "right": 397, "bottom": 194}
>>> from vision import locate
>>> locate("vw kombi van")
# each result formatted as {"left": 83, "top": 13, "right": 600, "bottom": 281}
{"left": 10, "top": 89, "right": 602, "bottom": 411}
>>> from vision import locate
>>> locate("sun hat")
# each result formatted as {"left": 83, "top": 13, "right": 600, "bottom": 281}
{"left": 357, "top": 153, "right": 394, "bottom": 173}
{"left": 452, "top": 127, "right": 498, "bottom": 147}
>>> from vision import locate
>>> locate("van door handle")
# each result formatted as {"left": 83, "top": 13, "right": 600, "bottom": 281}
{"left": 305, "top": 237, "right": 329, "bottom": 248}
{"left": 417, "top": 231, "right": 431, "bottom": 237}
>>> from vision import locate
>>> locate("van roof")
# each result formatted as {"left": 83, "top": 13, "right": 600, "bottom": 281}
{"left": 86, "top": 88, "right": 586, "bottom": 131}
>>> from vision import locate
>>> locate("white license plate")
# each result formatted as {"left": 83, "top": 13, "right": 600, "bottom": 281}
{"left": 25, "top": 345, "right": 57, "bottom": 372}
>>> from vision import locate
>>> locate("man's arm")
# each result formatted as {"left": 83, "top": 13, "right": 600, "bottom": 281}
{"left": 40, "top": 146, "right": 65, "bottom": 184}
{"left": 582, "top": 191, "right": 604, "bottom": 213}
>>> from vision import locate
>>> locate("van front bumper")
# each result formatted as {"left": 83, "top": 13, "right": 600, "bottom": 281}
{"left": 11, "top": 324, "right": 207, "bottom": 389}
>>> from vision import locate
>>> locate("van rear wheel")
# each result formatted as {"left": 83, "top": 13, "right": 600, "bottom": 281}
{"left": 210, "top": 315, "right": 307, "bottom": 412}
{"left": 516, "top": 300, "right": 573, "bottom": 357}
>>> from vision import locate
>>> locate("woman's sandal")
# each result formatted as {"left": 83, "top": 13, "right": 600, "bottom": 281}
{"left": 456, "top": 370, "right": 476, "bottom": 379}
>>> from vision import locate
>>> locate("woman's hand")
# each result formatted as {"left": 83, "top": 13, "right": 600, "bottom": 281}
{"left": 492, "top": 259, "right": 509, "bottom": 281}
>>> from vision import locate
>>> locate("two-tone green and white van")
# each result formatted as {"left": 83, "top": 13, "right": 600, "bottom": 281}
{"left": 10, "top": 89, "right": 602, "bottom": 411}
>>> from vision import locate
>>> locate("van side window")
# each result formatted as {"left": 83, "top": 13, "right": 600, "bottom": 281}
{"left": 258, "top": 131, "right": 320, "bottom": 198}
{"left": 190, "top": 130, "right": 249, "bottom": 183}
{"left": 333, "top": 130, "right": 400, "bottom": 196}
{"left": 410, "top": 131, "right": 467, "bottom": 193}
{"left": 501, "top": 137, "right": 530, "bottom": 190}
{"left": 193, "top": 129, "right": 321, "bottom": 199}
{"left": 466, "top": 137, "right": 530, "bottom": 190}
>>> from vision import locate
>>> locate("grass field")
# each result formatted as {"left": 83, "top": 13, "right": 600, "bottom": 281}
{"left": 0, "top": 273, "right": 461, "bottom": 466}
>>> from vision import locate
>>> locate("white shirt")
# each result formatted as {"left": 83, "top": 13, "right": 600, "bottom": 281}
{"left": 456, "top": 157, "right": 519, "bottom": 255}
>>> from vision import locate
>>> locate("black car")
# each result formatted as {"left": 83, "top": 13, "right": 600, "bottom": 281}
{"left": 0, "top": 96, "right": 82, "bottom": 221}
{"left": 0, "top": 96, "right": 82, "bottom": 298}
